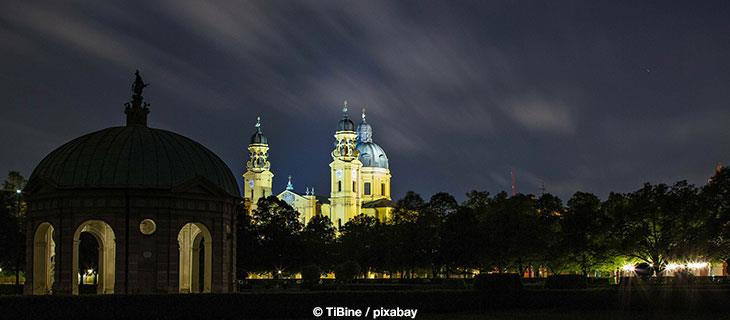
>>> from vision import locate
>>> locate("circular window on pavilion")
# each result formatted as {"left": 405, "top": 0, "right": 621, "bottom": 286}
{"left": 139, "top": 219, "right": 157, "bottom": 235}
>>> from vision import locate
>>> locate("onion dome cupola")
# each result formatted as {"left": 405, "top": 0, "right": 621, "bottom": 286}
{"left": 332, "top": 100, "right": 359, "bottom": 162}
{"left": 356, "top": 108, "right": 373, "bottom": 143}
{"left": 337, "top": 100, "right": 356, "bottom": 132}
{"left": 250, "top": 116, "right": 268, "bottom": 145}
{"left": 356, "top": 108, "right": 389, "bottom": 169}
{"left": 246, "top": 116, "right": 271, "bottom": 172}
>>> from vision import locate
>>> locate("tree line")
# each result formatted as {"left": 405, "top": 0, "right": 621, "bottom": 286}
{"left": 2, "top": 169, "right": 729, "bottom": 281}
{"left": 238, "top": 168, "right": 730, "bottom": 278}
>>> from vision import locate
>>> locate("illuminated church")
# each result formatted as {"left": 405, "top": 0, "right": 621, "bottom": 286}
{"left": 243, "top": 102, "right": 394, "bottom": 227}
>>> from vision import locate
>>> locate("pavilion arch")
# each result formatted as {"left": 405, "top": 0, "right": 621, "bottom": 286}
{"left": 178, "top": 222, "right": 212, "bottom": 293}
{"left": 72, "top": 220, "right": 116, "bottom": 294}
{"left": 32, "top": 222, "right": 55, "bottom": 295}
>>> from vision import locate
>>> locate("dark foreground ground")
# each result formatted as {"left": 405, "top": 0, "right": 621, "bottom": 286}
{"left": 1, "top": 288, "right": 730, "bottom": 320}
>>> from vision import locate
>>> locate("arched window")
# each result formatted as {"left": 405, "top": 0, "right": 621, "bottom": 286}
{"left": 381, "top": 183, "right": 385, "bottom": 195}
{"left": 364, "top": 182, "right": 371, "bottom": 195}
{"left": 338, "top": 181, "right": 342, "bottom": 192}
{"left": 352, "top": 181, "right": 356, "bottom": 192}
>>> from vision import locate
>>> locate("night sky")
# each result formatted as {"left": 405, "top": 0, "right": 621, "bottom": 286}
{"left": 1, "top": 1, "right": 729, "bottom": 202}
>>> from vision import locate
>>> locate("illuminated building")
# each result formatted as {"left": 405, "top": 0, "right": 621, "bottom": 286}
{"left": 243, "top": 101, "right": 394, "bottom": 227}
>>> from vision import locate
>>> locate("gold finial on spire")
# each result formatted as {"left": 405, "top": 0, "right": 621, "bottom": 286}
{"left": 255, "top": 116, "right": 261, "bottom": 128}
{"left": 343, "top": 100, "right": 348, "bottom": 115}
{"left": 362, "top": 107, "right": 366, "bottom": 122}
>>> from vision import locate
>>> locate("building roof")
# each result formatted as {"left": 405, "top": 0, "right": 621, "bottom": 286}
{"left": 356, "top": 142, "right": 389, "bottom": 169}
{"left": 250, "top": 117, "right": 267, "bottom": 144}
{"left": 362, "top": 198, "right": 396, "bottom": 208}
{"left": 355, "top": 109, "right": 389, "bottom": 169}
{"left": 28, "top": 125, "right": 240, "bottom": 197}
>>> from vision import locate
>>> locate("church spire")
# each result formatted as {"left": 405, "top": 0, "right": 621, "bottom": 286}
{"left": 342, "top": 100, "right": 349, "bottom": 117}
{"left": 286, "top": 175, "right": 294, "bottom": 191}
{"left": 124, "top": 70, "right": 150, "bottom": 127}
{"left": 357, "top": 107, "right": 373, "bottom": 143}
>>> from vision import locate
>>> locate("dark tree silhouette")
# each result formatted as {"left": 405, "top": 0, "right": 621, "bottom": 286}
{"left": 249, "top": 196, "right": 303, "bottom": 277}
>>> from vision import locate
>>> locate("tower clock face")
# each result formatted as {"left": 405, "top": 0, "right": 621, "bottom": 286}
{"left": 248, "top": 179, "right": 254, "bottom": 188}
{"left": 283, "top": 193, "right": 295, "bottom": 205}
{"left": 335, "top": 169, "right": 343, "bottom": 179}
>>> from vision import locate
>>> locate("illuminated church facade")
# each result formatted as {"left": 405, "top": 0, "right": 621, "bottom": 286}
{"left": 243, "top": 102, "right": 394, "bottom": 227}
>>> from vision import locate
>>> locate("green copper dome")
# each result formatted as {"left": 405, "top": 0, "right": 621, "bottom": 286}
{"left": 28, "top": 126, "right": 240, "bottom": 197}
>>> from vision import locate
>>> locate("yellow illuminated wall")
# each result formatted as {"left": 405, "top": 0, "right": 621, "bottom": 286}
{"left": 243, "top": 121, "right": 273, "bottom": 214}
{"left": 277, "top": 189, "right": 318, "bottom": 225}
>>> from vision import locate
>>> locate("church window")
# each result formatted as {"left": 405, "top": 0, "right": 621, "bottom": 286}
{"left": 381, "top": 183, "right": 385, "bottom": 195}
{"left": 364, "top": 182, "right": 371, "bottom": 195}
{"left": 352, "top": 181, "right": 356, "bottom": 192}
{"left": 338, "top": 181, "right": 342, "bottom": 192}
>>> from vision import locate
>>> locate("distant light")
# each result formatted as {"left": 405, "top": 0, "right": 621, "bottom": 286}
{"left": 87, "top": 269, "right": 94, "bottom": 275}
{"left": 15, "top": 189, "right": 21, "bottom": 194}
{"left": 687, "top": 262, "right": 708, "bottom": 269}
{"left": 277, "top": 270, "right": 282, "bottom": 274}
{"left": 665, "top": 263, "right": 681, "bottom": 271}
{"left": 622, "top": 264, "right": 635, "bottom": 272}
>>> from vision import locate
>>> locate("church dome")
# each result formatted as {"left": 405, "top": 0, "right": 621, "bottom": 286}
{"left": 356, "top": 141, "right": 389, "bottom": 169}
{"left": 355, "top": 108, "right": 388, "bottom": 169}
{"left": 337, "top": 118, "right": 355, "bottom": 132}
{"left": 336, "top": 100, "right": 356, "bottom": 132}
{"left": 250, "top": 131, "right": 267, "bottom": 144}
{"left": 250, "top": 117, "right": 267, "bottom": 144}
{"left": 28, "top": 126, "right": 241, "bottom": 197}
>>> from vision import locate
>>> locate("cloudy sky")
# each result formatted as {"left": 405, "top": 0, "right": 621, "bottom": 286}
{"left": 1, "top": 1, "right": 728, "bottom": 201}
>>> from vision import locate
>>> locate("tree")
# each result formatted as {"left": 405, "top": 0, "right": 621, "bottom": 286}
{"left": 0, "top": 171, "right": 27, "bottom": 287}
{"left": 563, "top": 192, "right": 611, "bottom": 276}
{"left": 440, "top": 205, "right": 481, "bottom": 277}
{"left": 337, "top": 214, "right": 381, "bottom": 276}
{"left": 611, "top": 182, "right": 704, "bottom": 275}
{"left": 534, "top": 193, "right": 568, "bottom": 276}
{"left": 702, "top": 167, "right": 730, "bottom": 272}
{"left": 480, "top": 192, "right": 541, "bottom": 274}
{"left": 420, "top": 192, "right": 458, "bottom": 277}
{"left": 389, "top": 191, "right": 425, "bottom": 278}
{"left": 301, "top": 215, "right": 336, "bottom": 271}
{"left": 236, "top": 206, "right": 259, "bottom": 278}
{"left": 249, "top": 196, "right": 303, "bottom": 277}
{"left": 393, "top": 191, "right": 424, "bottom": 223}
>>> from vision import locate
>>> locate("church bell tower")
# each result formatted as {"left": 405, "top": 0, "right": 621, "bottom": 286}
{"left": 243, "top": 117, "right": 273, "bottom": 214}
{"left": 330, "top": 101, "right": 362, "bottom": 227}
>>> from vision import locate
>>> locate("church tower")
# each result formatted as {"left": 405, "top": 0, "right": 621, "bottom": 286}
{"left": 329, "top": 101, "right": 362, "bottom": 227}
{"left": 356, "top": 109, "right": 391, "bottom": 202}
{"left": 356, "top": 108, "right": 393, "bottom": 221}
{"left": 243, "top": 117, "right": 273, "bottom": 214}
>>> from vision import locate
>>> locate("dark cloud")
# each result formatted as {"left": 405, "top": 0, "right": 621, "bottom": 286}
{"left": 1, "top": 0, "right": 729, "bottom": 201}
